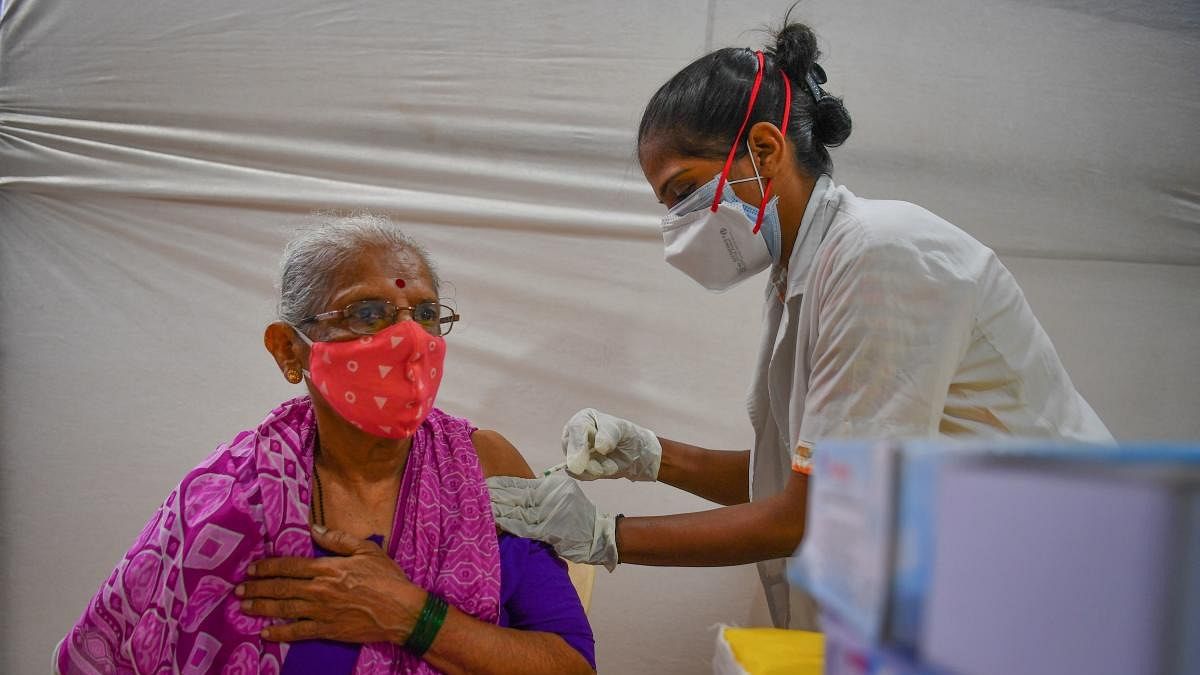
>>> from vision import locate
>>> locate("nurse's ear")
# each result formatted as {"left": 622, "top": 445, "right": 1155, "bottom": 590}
{"left": 746, "top": 121, "right": 790, "bottom": 180}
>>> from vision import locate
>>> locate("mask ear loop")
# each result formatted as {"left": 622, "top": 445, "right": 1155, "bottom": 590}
{"left": 750, "top": 71, "right": 792, "bottom": 234}
{"left": 745, "top": 138, "right": 767, "bottom": 198}
{"left": 290, "top": 323, "right": 314, "bottom": 347}
{"left": 711, "top": 51, "right": 766, "bottom": 213}
{"left": 288, "top": 323, "right": 316, "bottom": 379}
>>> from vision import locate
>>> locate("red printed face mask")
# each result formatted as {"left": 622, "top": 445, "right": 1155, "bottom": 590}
{"left": 293, "top": 319, "right": 446, "bottom": 438}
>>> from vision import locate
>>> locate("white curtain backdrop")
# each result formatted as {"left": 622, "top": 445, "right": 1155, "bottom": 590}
{"left": 2, "top": 1, "right": 1197, "bottom": 672}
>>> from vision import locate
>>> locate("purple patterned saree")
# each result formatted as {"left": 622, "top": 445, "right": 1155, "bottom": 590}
{"left": 58, "top": 396, "right": 501, "bottom": 674}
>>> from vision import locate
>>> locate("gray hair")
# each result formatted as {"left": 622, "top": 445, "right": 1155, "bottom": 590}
{"left": 276, "top": 212, "right": 439, "bottom": 324}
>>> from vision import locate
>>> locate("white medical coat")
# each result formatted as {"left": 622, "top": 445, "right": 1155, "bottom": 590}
{"left": 749, "top": 176, "right": 1113, "bottom": 628}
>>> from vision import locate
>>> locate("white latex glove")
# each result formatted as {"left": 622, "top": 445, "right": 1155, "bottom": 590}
{"left": 487, "top": 474, "right": 620, "bottom": 571}
{"left": 562, "top": 408, "right": 662, "bottom": 482}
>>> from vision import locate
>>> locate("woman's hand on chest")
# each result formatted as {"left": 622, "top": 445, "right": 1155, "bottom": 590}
{"left": 237, "top": 526, "right": 427, "bottom": 644}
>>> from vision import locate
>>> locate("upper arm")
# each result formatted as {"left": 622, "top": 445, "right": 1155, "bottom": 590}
{"left": 501, "top": 537, "right": 596, "bottom": 670}
{"left": 799, "top": 233, "right": 975, "bottom": 445}
{"left": 472, "top": 429, "right": 535, "bottom": 478}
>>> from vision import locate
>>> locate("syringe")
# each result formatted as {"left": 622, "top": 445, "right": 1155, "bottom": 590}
{"left": 540, "top": 461, "right": 569, "bottom": 477}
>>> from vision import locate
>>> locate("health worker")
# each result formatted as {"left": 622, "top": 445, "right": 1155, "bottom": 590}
{"left": 488, "top": 17, "right": 1114, "bottom": 629}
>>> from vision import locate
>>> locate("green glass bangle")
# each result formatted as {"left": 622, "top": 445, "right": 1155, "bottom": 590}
{"left": 411, "top": 593, "right": 448, "bottom": 656}
{"left": 405, "top": 592, "right": 449, "bottom": 657}
{"left": 406, "top": 594, "right": 438, "bottom": 656}
{"left": 404, "top": 595, "right": 436, "bottom": 656}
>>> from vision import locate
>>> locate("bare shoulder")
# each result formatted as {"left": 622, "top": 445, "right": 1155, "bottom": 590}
{"left": 471, "top": 429, "right": 535, "bottom": 478}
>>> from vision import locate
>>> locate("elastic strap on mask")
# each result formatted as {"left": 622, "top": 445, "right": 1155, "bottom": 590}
{"left": 287, "top": 323, "right": 315, "bottom": 380}
{"left": 288, "top": 323, "right": 314, "bottom": 347}
{"left": 711, "top": 52, "right": 794, "bottom": 235}
{"left": 751, "top": 72, "right": 791, "bottom": 234}
{"left": 711, "top": 51, "right": 766, "bottom": 214}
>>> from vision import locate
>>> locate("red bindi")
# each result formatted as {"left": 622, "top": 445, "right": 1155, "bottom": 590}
{"left": 394, "top": 278, "right": 406, "bottom": 288}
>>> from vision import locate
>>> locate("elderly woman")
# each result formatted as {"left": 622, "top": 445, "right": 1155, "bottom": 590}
{"left": 56, "top": 216, "right": 595, "bottom": 674}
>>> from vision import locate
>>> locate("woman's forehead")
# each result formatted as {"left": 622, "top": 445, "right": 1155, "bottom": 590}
{"left": 337, "top": 247, "right": 428, "bottom": 282}
{"left": 325, "top": 247, "right": 435, "bottom": 301}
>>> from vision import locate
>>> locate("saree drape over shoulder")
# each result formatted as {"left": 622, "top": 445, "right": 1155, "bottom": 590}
{"left": 58, "top": 396, "right": 501, "bottom": 674}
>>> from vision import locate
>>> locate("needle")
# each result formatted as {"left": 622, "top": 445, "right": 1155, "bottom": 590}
{"left": 542, "top": 458, "right": 568, "bottom": 475}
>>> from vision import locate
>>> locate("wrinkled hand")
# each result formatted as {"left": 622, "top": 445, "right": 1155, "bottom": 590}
{"left": 238, "top": 527, "right": 427, "bottom": 643}
{"left": 488, "top": 473, "right": 619, "bottom": 571}
{"left": 562, "top": 408, "right": 662, "bottom": 482}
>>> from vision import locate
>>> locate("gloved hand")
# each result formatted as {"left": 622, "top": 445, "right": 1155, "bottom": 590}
{"left": 487, "top": 474, "right": 620, "bottom": 571}
{"left": 562, "top": 408, "right": 662, "bottom": 482}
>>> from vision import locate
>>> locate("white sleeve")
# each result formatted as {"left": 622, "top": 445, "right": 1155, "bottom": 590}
{"left": 797, "top": 227, "right": 976, "bottom": 454}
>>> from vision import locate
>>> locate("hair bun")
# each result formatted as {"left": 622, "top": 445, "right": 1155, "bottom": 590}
{"left": 813, "top": 96, "right": 852, "bottom": 147}
{"left": 770, "top": 21, "right": 820, "bottom": 83}
{"left": 770, "top": 19, "right": 852, "bottom": 148}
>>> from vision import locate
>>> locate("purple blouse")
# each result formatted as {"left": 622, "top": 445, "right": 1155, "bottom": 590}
{"left": 280, "top": 534, "right": 595, "bottom": 673}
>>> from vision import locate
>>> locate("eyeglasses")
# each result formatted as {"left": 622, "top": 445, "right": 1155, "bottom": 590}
{"left": 297, "top": 299, "right": 460, "bottom": 339}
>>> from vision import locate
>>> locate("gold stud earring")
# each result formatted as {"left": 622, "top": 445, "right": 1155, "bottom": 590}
{"left": 285, "top": 369, "right": 302, "bottom": 384}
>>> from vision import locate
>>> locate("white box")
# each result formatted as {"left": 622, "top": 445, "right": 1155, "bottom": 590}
{"left": 789, "top": 441, "right": 1200, "bottom": 655}
{"left": 789, "top": 441, "right": 899, "bottom": 643}
{"left": 923, "top": 461, "right": 1200, "bottom": 675}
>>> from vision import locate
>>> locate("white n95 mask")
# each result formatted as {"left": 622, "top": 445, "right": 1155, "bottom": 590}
{"left": 660, "top": 172, "right": 776, "bottom": 292}
{"left": 658, "top": 49, "right": 793, "bottom": 293}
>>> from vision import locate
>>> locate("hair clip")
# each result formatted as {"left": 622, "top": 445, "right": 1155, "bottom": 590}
{"left": 393, "top": 278, "right": 407, "bottom": 289}
{"left": 805, "top": 63, "right": 828, "bottom": 102}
